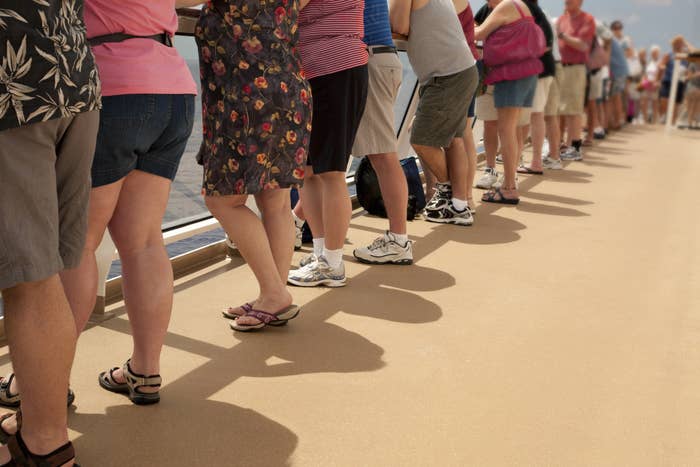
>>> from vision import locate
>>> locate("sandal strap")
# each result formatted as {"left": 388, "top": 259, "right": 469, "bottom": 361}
{"left": 123, "top": 360, "right": 162, "bottom": 389}
{"left": 242, "top": 309, "right": 279, "bottom": 324}
{"left": 8, "top": 431, "right": 75, "bottom": 467}
{"left": 0, "top": 374, "right": 19, "bottom": 403}
{"left": 102, "top": 367, "right": 122, "bottom": 386}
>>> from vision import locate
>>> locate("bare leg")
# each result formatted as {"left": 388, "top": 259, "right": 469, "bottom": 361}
{"left": 423, "top": 167, "right": 437, "bottom": 202}
{"left": 206, "top": 192, "right": 292, "bottom": 326}
{"left": 0, "top": 277, "right": 76, "bottom": 464}
{"left": 445, "top": 137, "right": 468, "bottom": 201}
{"left": 483, "top": 120, "right": 499, "bottom": 168}
{"left": 300, "top": 166, "right": 325, "bottom": 240}
{"left": 545, "top": 115, "right": 561, "bottom": 160}
{"left": 318, "top": 171, "right": 352, "bottom": 251}
{"left": 412, "top": 144, "right": 448, "bottom": 182}
{"left": 61, "top": 180, "right": 124, "bottom": 333}
{"left": 105, "top": 170, "right": 175, "bottom": 384}
{"left": 529, "top": 112, "right": 546, "bottom": 170}
{"left": 517, "top": 124, "right": 528, "bottom": 164}
{"left": 462, "top": 118, "right": 478, "bottom": 204}
{"left": 257, "top": 189, "right": 295, "bottom": 282}
{"left": 565, "top": 114, "right": 583, "bottom": 146}
{"left": 368, "top": 153, "right": 408, "bottom": 235}
{"left": 497, "top": 107, "right": 522, "bottom": 195}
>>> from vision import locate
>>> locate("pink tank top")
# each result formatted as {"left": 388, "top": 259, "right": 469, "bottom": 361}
{"left": 84, "top": 0, "right": 197, "bottom": 97}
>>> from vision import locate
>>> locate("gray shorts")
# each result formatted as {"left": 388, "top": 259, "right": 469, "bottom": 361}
{"left": 411, "top": 66, "right": 478, "bottom": 148}
{"left": 0, "top": 112, "right": 99, "bottom": 290}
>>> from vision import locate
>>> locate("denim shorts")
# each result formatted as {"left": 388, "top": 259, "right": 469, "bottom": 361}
{"left": 92, "top": 94, "right": 195, "bottom": 187}
{"left": 494, "top": 75, "right": 538, "bottom": 109}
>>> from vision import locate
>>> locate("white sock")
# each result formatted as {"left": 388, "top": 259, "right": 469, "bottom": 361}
{"left": 389, "top": 232, "right": 409, "bottom": 246}
{"left": 292, "top": 210, "right": 303, "bottom": 225}
{"left": 323, "top": 248, "right": 344, "bottom": 269}
{"left": 312, "top": 238, "right": 325, "bottom": 258}
{"left": 451, "top": 198, "right": 468, "bottom": 212}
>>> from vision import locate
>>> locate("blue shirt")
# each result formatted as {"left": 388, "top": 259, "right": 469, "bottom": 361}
{"left": 363, "top": 0, "right": 394, "bottom": 47}
{"left": 609, "top": 38, "right": 629, "bottom": 79}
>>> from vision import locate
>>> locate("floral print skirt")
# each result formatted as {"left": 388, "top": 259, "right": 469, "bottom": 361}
{"left": 195, "top": 0, "right": 312, "bottom": 196}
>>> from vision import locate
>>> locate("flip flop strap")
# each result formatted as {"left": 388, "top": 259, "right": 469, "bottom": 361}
{"left": 243, "top": 309, "right": 279, "bottom": 324}
{"left": 123, "top": 360, "right": 162, "bottom": 390}
{"left": 8, "top": 431, "right": 75, "bottom": 467}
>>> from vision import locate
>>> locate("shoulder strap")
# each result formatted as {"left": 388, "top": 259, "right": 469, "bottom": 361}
{"left": 511, "top": 0, "right": 526, "bottom": 19}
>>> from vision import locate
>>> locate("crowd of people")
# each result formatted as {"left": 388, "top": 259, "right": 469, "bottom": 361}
{"left": 0, "top": 0, "right": 695, "bottom": 465}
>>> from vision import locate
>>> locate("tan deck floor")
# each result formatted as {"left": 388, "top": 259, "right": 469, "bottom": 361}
{"left": 2, "top": 126, "right": 700, "bottom": 466}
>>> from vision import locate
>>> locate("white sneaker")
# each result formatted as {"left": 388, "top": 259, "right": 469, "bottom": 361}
{"left": 496, "top": 154, "right": 504, "bottom": 164}
{"left": 476, "top": 167, "right": 498, "bottom": 189}
{"left": 293, "top": 213, "right": 304, "bottom": 250}
{"left": 353, "top": 232, "right": 413, "bottom": 265}
{"left": 425, "top": 182, "right": 452, "bottom": 212}
{"left": 560, "top": 146, "right": 583, "bottom": 161}
{"left": 543, "top": 156, "right": 563, "bottom": 170}
{"left": 542, "top": 139, "right": 550, "bottom": 158}
{"left": 424, "top": 199, "right": 474, "bottom": 226}
{"left": 287, "top": 256, "right": 346, "bottom": 287}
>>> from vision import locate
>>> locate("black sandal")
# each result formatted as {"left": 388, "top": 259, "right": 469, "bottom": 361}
{"left": 481, "top": 188, "right": 520, "bottom": 205}
{"left": 98, "top": 360, "right": 161, "bottom": 406}
{"left": 0, "top": 374, "right": 75, "bottom": 409}
{"left": 2, "top": 430, "right": 78, "bottom": 467}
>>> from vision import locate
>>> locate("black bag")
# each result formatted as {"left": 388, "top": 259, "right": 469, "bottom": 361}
{"left": 355, "top": 156, "right": 426, "bottom": 220}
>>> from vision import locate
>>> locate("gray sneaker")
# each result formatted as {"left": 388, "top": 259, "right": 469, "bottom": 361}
{"left": 353, "top": 232, "right": 413, "bottom": 265}
{"left": 288, "top": 256, "right": 346, "bottom": 287}
{"left": 298, "top": 253, "right": 317, "bottom": 268}
{"left": 560, "top": 147, "right": 583, "bottom": 161}
{"left": 543, "top": 156, "right": 563, "bottom": 170}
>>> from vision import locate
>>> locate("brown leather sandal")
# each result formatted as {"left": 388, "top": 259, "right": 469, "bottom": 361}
{"left": 2, "top": 430, "right": 78, "bottom": 466}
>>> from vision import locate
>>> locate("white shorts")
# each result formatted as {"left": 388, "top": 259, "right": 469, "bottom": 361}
{"left": 532, "top": 77, "right": 554, "bottom": 113}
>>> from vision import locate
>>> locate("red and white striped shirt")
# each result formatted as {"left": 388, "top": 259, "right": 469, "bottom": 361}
{"left": 298, "top": 0, "right": 368, "bottom": 80}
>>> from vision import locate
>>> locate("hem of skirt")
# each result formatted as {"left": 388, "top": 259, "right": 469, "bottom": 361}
{"left": 203, "top": 182, "right": 303, "bottom": 197}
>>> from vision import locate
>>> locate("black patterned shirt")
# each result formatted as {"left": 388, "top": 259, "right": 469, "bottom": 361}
{"left": 0, "top": 0, "right": 101, "bottom": 132}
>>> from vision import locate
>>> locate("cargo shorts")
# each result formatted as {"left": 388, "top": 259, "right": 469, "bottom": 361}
{"left": 0, "top": 111, "right": 99, "bottom": 290}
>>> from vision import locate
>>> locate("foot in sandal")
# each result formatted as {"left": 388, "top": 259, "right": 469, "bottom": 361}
{"left": 482, "top": 188, "right": 520, "bottom": 205}
{"left": 230, "top": 304, "right": 301, "bottom": 332}
{"left": 0, "top": 411, "right": 79, "bottom": 466}
{"left": 98, "top": 360, "right": 161, "bottom": 406}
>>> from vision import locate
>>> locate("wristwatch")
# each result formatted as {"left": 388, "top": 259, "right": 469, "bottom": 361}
{"left": 558, "top": 32, "right": 565, "bottom": 39}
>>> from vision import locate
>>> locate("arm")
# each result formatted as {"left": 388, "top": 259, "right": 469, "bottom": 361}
{"left": 390, "top": 0, "right": 413, "bottom": 36}
{"left": 557, "top": 17, "right": 592, "bottom": 53}
{"left": 474, "top": 3, "right": 508, "bottom": 41}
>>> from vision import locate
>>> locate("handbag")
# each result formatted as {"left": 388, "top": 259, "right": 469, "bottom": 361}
{"left": 482, "top": 1, "right": 546, "bottom": 84}
{"left": 355, "top": 156, "right": 426, "bottom": 220}
{"left": 586, "top": 38, "right": 607, "bottom": 71}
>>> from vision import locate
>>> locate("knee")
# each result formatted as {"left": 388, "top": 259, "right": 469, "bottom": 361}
{"left": 205, "top": 195, "right": 246, "bottom": 217}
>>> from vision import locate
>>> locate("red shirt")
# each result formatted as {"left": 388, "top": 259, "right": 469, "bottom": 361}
{"left": 458, "top": 4, "right": 479, "bottom": 61}
{"left": 558, "top": 10, "right": 596, "bottom": 65}
{"left": 298, "top": 0, "right": 368, "bottom": 80}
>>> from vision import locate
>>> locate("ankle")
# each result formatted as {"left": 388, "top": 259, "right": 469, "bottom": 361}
{"left": 18, "top": 427, "right": 70, "bottom": 457}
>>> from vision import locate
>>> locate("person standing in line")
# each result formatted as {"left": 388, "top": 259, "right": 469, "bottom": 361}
{"left": 640, "top": 45, "right": 662, "bottom": 124}
{"left": 390, "top": 0, "right": 479, "bottom": 225}
{"left": 556, "top": 0, "right": 596, "bottom": 161}
{"left": 352, "top": 0, "right": 414, "bottom": 265}
{"left": 194, "top": 0, "right": 312, "bottom": 327}
{"left": 542, "top": 13, "right": 564, "bottom": 170}
{"left": 455, "top": 0, "right": 482, "bottom": 214}
{"left": 287, "top": 0, "right": 369, "bottom": 287}
{"left": 0, "top": 1, "right": 100, "bottom": 464}
{"left": 659, "top": 36, "right": 690, "bottom": 125}
{"left": 607, "top": 20, "right": 629, "bottom": 130}
{"left": 517, "top": 0, "right": 556, "bottom": 175}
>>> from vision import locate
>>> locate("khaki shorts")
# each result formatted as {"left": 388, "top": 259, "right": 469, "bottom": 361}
{"left": 411, "top": 66, "right": 478, "bottom": 148}
{"left": 352, "top": 50, "right": 402, "bottom": 157}
{"left": 559, "top": 64, "right": 587, "bottom": 116}
{"left": 477, "top": 85, "right": 531, "bottom": 126}
{"left": 532, "top": 76, "right": 554, "bottom": 113}
{"left": 588, "top": 70, "right": 604, "bottom": 101}
{"left": 0, "top": 112, "right": 99, "bottom": 290}
{"left": 545, "top": 63, "right": 563, "bottom": 116}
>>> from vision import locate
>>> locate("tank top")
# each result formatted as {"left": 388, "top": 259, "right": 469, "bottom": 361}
{"left": 407, "top": 0, "right": 474, "bottom": 84}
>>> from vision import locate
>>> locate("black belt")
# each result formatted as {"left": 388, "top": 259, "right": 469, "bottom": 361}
{"left": 562, "top": 63, "right": 583, "bottom": 67}
{"left": 88, "top": 33, "right": 173, "bottom": 48}
{"left": 369, "top": 46, "right": 397, "bottom": 55}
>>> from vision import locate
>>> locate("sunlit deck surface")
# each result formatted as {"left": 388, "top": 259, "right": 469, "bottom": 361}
{"left": 2, "top": 125, "right": 700, "bottom": 466}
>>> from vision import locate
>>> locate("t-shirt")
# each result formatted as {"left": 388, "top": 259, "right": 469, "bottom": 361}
{"left": 609, "top": 37, "right": 629, "bottom": 79}
{"left": 458, "top": 4, "right": 479, "bottom": 60}
{"left": 364, "top": 0, "right": 394, "bottom": 47}
{"left": 0, "top": 0, "right": 101, "bottom": 132}
{"left": 558, "top": 10, "right": 596, "bottom": 65}
{"left": 299, "top": 0, "right": 368, "bottom": 80}
{"left": 85, "top": 0, "right": 197, "bottom": 97}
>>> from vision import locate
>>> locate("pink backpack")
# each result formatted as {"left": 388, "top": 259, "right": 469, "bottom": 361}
{"left": 483, "top": 0, "right": 546, "bottom": 84}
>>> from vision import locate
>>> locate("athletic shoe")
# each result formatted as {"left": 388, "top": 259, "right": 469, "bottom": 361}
{"left": 543, "top": 156, "right": 563, "bottom": 170}
{"left": 298, "top": 253, "right": 317, "bottom": 268}
{"left": 541, "top": 139, "right": 550, "bottom": 158}
{"left": 425, "top": 200, "right": 474, "bottom": 226}
{"left": 287, "top": 256, "right": 346, "bottom": 287}
{"left": 425, "top": 182, "right": 451, "bottom": 212}
{"left": 476, "top": 167, "right": 499, "bottom": 189}
{"left": 353, "top": 232, "right": 413, "bottom": 265}
{"left": 560, "top": 147, "right": 583, "bottom": 161}
{"left": 496, "top": 154, "right": 504, "bottom": 164}
{"left": 593, "top": 128, "right": 606, "bottom": 139}
{"left": 293, "top": 214, "right": 304, "bottom": 250}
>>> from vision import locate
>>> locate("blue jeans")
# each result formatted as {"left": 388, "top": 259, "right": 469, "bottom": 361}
{"left": 92, "top": 94, "right": 195, "bottom": 187}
